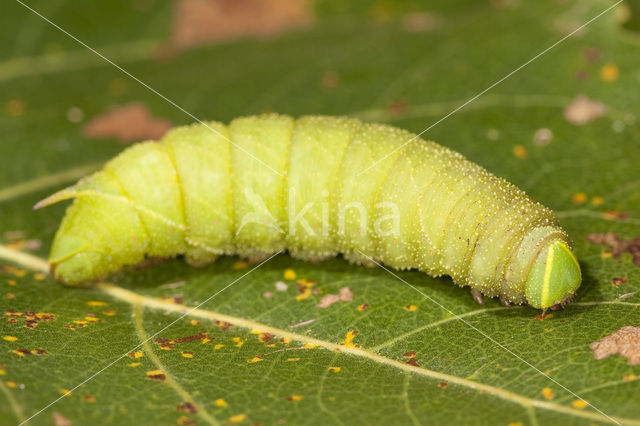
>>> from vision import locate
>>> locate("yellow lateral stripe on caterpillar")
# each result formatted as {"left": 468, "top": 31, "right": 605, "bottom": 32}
{"left": 37, "top": 114, "right": 581, "bottom": 309}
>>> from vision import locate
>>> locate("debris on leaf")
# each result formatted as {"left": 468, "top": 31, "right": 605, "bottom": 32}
{"left": 563, "top": 95, "right": 607, "bottom": 125}
{"left": 52, "top": 412, "right": 72, "bottom": 426}
{"left": 82, "top": 102, "right": 173, "bottom": 142}
{"left": 317, "top": 293, "right": 340, "bottom": 308}
{"left": 533, "top": 128, "right": 553, "bottom": 146}
{"left": 587, "top": 232, "right": 640, "bottom": 267}
{"left": 338, "top": 286, "right": 353, "bottom": 301}
{"left": 165, "top": 0, "right": 313, "bottom": 54}
{"left": 159, "top": 281, "right": 186, "bottom": 290}
{"left": 317, "top": 286, "right": 353, "bottom": 308}
{"left": 590, "top": 326, "right": 640, "bottom": 365}
{"left": 292, "top": 318, "right": 316, "bottom": 328}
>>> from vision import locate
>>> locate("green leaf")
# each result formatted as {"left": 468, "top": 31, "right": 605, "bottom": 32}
{"left": 1, "top": 1, "right": 639, "bottom": 425}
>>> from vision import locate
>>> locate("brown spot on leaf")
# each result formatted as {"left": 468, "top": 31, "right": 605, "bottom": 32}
{"left": 402, "top": 12, "right": 441, "bottom": 33}
{"left": 341, "top": 330, "right": 359, "bottom": 348}
{"left": 177, "top": 416, "right": 196, "bottom": 425}
{"left": 12, "top": 348, "right": 47, "bottom": 356}
{"left": 175, "top": 331, "right": 208, "bottom": 344}
{"left": 155, "top": 331, "right": 208, "bottom": 350}
{"left": 82, "top": 102, "right": 173, "bottom": 143}
{"left": 571, "top": 192, "right": 587, "bottom": 204}
{"left": 602, "top": 211, "right": 629, "bottom": 220}
{"left": 177, "top": 402, "right": 198, "bottom": 413}
{"left": 159, "top": 294, "right": 185, "bottom": 305}
{"left": 403, "top": 351, "right": 417, "bottom": 358}
{"left": 563, "top": 95, "right": 607, "bottom": 125}
{"left": 587, "top": 232, "right": 640, "bottom": 267}
{"left": 611, "top": 277, "right": 628, "bottom": 287}
{"left": 165, "top": 0, "right": 312, "bottom": 55}
{"left": 286, "top": 394, "right": 303, "bottom": 401}
{"left": 216, "top": 320, "right": 232, "bottom": 330}
{"left": 388, "top": 100, "right": 407, "bottom": 117}
{"left": 406, "top": 357, "right": 419, "bottom": 367}
{"left": 573, "top": 68, "right": 588, "bottom": 82}
{"left": 321, "top": 71, "right": 340, "bottom": 89}
{"left": 5, "top": 310, "right": 54, "bottom": 329}
{"left": 6, "top": 99, "right": 25, "bottom": 117}
{"left": 582, "top": 47, "right": 601, "bottom": 63}
{"left": 146, "top": 370, "right": 167, "bottom": 381}
{"left": 4, "top": 238, "right": 42, "bottom": 252}
{"left": 590, "top": 326, "right": 640, "bottom": 365}
{"left": 535, "top": 313, "right": 553, "bottom": 321}
{"left": 437, "top": 382, "right": 448, "bottom": 389}
{"left": 259, "top": 332, "right": 274, "bottom": 343}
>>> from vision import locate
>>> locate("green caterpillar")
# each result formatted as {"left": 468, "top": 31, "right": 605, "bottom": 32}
{"left": 36, "top": 114, "right": 581, "bottom": 309}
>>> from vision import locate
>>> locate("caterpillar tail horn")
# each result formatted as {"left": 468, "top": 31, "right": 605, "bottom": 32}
{"left": 33, "top": 186, "right": 79, "bottom": 210}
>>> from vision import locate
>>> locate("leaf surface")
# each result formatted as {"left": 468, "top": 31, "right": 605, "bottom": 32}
{"left": 1, "top": 1, "right": 639, "bottom": 425}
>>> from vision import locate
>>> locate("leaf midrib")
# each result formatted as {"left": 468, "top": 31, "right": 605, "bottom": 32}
{"left": 132, "top": 303, "right": 219, "bottom": 426}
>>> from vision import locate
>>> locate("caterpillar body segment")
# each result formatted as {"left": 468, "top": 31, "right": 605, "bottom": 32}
{"left": 37, "top": 114, "right": 581, "bottom": 309}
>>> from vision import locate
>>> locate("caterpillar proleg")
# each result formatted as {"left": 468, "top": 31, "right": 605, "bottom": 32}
{"left": 36, "top": 114, "right": 581, "bottom": 309}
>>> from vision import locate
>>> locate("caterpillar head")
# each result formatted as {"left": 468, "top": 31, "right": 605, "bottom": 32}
{"left": 524, "top": 239, "right": 581, "bottom": 309}
{"left": 508, "top": 226, "right": 581, "bottom": 309}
